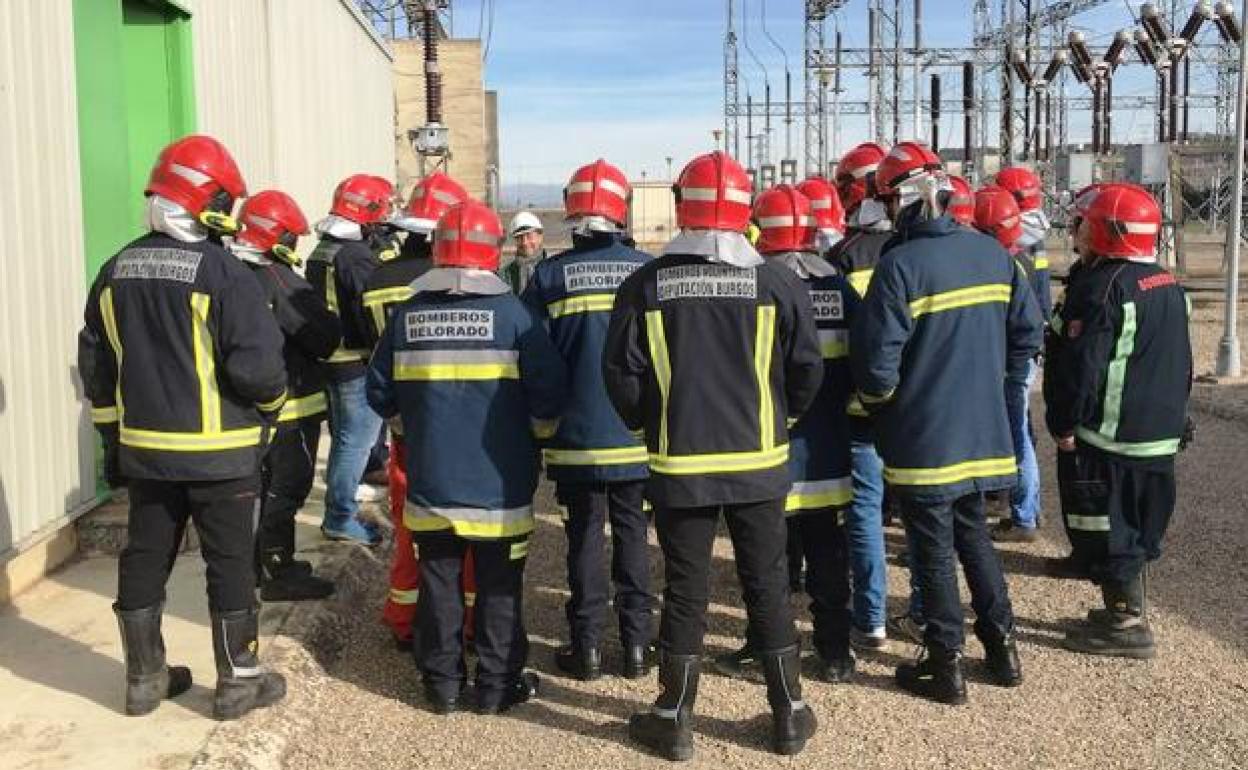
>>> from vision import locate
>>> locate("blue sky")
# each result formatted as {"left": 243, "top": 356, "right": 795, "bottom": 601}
{"left": 441, "top": 0, "right": 1229, "bottom": 189}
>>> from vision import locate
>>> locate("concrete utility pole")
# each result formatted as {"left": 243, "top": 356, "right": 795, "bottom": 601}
{"left": 1216, "top": 0, "right": 1247, "bottom": 377}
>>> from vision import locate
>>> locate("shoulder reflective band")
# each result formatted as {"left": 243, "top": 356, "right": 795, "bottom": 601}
{"left": 848, "top": 268, "right": 874, "bottom": 297}
{"left": 1065, "top": 512, "right": 1111, "bottom": 532}
{"left": 190, "top": 292, "right": 221, "bottom": 434}
{"left": 92, "top": 405, "right": 119, "bottom": 424}
{"left": 884, "top": 456, "right": 1017, "bottom": 486}
{"left": 393, "top": 349, "right": 519, "bottom": 381}
{"left": 547, "top": 293, "right": 615, "bottom": 318}
{"left": 1098, "top": 301, "right": 1137, "bottom": 441}
{"left": 278, "top": 392, "right": 328, "bottom": 422}
{"left": 1075, "top": 426, "right": 1179, "bottom": 457}
{"left": 909, "top": 283, "right": 1011, "bottom": 318}
{"left": 786, "top": 477, "right": 853, "bottom": 512}
{"left": 644, "top": 310, "right": 672, "bottom": 456}
{"left": 819, "top": 328, "right": 849, "bottom": 359}
{"left": 531, "top": 416, "right": 560, "bottom": 439}
{"left": 543, "top": 445, "right": 649, "bottom": 466}
{"left": 403, "top": 501, "right": 535, "bottom": 538}
{"left": 363, "top": 286, "right": 415, "bottom": 334}
{"left": 649, "top": 444, "right": 790, "bottom": 475}
{"left": 100, "top": 287, "right": 125, "bottom": 421}
{"left": 755, "top": 305, "right": 777, "bottom": 451}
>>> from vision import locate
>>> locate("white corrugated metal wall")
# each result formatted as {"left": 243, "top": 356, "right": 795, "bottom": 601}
{"left": 0, "top": 0, "right": 95, "bottom": 556}
{"left": 189, "top": 0, "right": 395, "bottom": 247}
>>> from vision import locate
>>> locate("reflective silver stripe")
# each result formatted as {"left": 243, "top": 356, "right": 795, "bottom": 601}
{"left": 170, "top": 162, "right": 211, "bottom": 186}
{"left": 757, "top": 215, "right": 816, "bottom": 228}
{"left": 849, "top": 162, "right": 878, "bottom": 179}
{"left": 432, "top": 190, "right": 461, "bottom": 205}
{"left": 569, "top": 179, "right": 628, "bottom": 199}
{"left": 681, "top": 186, "right": 752, "bottom": 205}
{"left": 407, "top": 503, "right": 533, "bottom": 525}
{"left": 1122, "top": 221, "right": 1160, "bottom": 234}
{"left": 394, "top": 349, "right": 519, "bottom": 366}
{"left": 598, "top": 177, "right": 629, "bottom": 198}
{"left": 1066, "top": 513, "right": 1111, "bottom": 532}
{"left": 219, "top": 616, "right": 263, "bottom": 679}
{"left": 809, "top": 199, "right": 832, "bottom": 210}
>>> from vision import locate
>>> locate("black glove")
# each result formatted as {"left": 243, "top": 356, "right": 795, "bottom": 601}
{"left": 1179, "top": 416, "right": 1195, "bottom": 451}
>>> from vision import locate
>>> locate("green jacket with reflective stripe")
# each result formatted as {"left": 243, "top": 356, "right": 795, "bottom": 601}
{"left": 78, "top": 232, "right": 288, "bottom": 481}
{"left": 1043, "top": 257, "right": 1192, "bottom": 459}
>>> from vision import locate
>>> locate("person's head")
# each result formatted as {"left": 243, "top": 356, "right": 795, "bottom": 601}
{"left": 973, "top": 185, "right": 1023, "bottom": 250}
{"left": 398, "top": 171, "right": 468, "bottom": 236}
{"left": 564, "top": 159, "right": 632, "bottom": 229}
{"left": 874, "top": 141, "right": 946, "bottom": 221}
{"left": 145, "top": 134, "right": 247, "bottom": 234}
{"left": 330, "top": 174, "right": 395, "bottom": 233}
{"left": 834, "top": 142, "right": 889, "bottom": 215}
{"left": 435, "top": 200, "right": 505, "bottom": 272}
{"left": 1071, "top": 183, "right": 1161, "bottom": 261}
{"left": 945, "top": 176, "right": 975, "bottom": 227}
{"left": 509, "top": 211, "right": 544, "bottom": 257}
{"left": 752, "top": 184, "right": 817, "bottom": 256}
{"left": 995, "top": 165, "right": 1044, "bottom": 213}
{"left": 796, "top": 176, "right": 845, "bottom": 246}
{"left": 236, "top": 190, "right": 310, "bottom": 265}
{"left": 673, "top": 151, "right": 753, "bottom": 233}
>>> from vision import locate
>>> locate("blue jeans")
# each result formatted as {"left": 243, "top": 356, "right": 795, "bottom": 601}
{"left": 848, "top": 440, "right": 888, "bottom": 632}
{"left": 1005, "top": 361, "right": 1041, "bottom": 529}
{"left": 324, "top": 375, "right": 384, "bottom": 527}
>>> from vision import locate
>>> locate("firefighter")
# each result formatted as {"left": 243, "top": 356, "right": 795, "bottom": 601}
{"left": 362, "top": 171, "right": 475, "bottom": 649}
{"left": 231, "top": 191, "right": 341, "bottom": 602}
{"left": 729, "top": 184, "right": 859, "bottom": 684}
{"left": 945, "top": 175, "right": 976, "bottom": 227}
{"left": 366, "top": 200, "right": 568, "bottom": 715}
{"left": 604, "top": 151, "right": 823, "bottom": 760}
{"left": 1043, "top": 183, "right": 1192, "bottom": 659}
{"left": 521, "top": 159, "right": 654, "bottom": 681}
{"left": 824, "top": 143, "right": 893, "bottom": 652}
{"left": 997, "top": 165, "right": 1053, "bottom": 320}
{"left": 77, "top": 135, "right": 288, "bottom": 720}
{"left": 306, "top": 174, "right": 395, "bottom": 545}
{"left": 851, "top": 141, "right": 1043, "bottom": 705}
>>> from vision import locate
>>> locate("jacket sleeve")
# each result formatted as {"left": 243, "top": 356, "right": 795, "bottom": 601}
{"left": 365, "top": 324, "right": 398, "bottom": 420}
{"left": 517, "top": 302, "right": 568, "bottom": 439}
{"left": 216, "top": 269, "right": 289, "bottom": 415}
{"left": 602, "top": 271, "right": 650, "bottom": 431}
{"left": 850, "top": 256, "right": 910, "bottom": 408}
{"left": 77, "top": 264, "right": 119, "bottom": 433}
{"left": 337, "top": 244, "right": 380, "bottom": 348}
{"left": 275, "top": 269, "right": 343, "bottom": 362}
{"left": 1043, "top": 281, "right": 1117, "bottom": 437}
{"left": 1005, "top": 260, "right": 1044, "bottom": 388}
{"left": 776, "top": 268, "right": 824, "bottom": 420}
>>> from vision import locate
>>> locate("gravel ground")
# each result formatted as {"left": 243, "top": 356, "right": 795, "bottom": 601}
{"left": 193, "top": 305, "right": 1248, "bottom": 770}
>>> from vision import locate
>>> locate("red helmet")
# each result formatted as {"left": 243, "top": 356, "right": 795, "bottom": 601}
{"left": 1078, "top": 183, "right": 1162, "bottom": 259}
{"left": 674, "top": 151, "right": 754, "bottom": 231}
{"left": 946, "top": 176, "right": 975, "bottom": 226}
{"left": 796, "top": 176, "right": 845, "bottom": 234}
{"left": 237, "top": 190, "right": 310, "bottom": 262}
{"left": 433, "top": 200, "right": 504, "bottom": 270}
{"left": 403, "top": 171, "right": 468, "bottom": 233}
{"left": 995, "top": 166, "right": 1043, "bottom": 212}
{"left": 330, "top": 174, "right": 394, "bottom": 225}
{"left": 834, "top": 142, "right": 889, "bottom": 213}
{"left": 752, "top": 185, "right": 817, "bottom": 254}
{"left": 145, "top": 135, "right": 247, "bottom": 217}
{"left": 565, "top": 159, "right": 632, "bottom": 225}
{"left": 973, "top": 185, "right": 1024, "bottom": 249}
{"left": 875, "top": 141, "right": 944, "bottom": 200}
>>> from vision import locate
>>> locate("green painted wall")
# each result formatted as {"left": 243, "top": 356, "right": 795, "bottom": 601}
{"left": 73, "top": 0, "right": 196, "bottom": 281}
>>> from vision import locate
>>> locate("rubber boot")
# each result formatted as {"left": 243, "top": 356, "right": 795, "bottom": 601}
{"left": 114, "top": 603, "right": 193, "bottom": 716}
{"left": 1064, "top": 575, "right": 1155, "bottom": 659}
{"left": 211, "top": 606, "right": 287, "bottom": 720}
{"left": 623, "top": 643, "right": 653, "bottom": 680}
{"left": 475, "top": 671, "right": 540, "bottom": 715}
{"left": 628, "top": 651, "right": 699, "bottom": 761}
{"left": 260, "top": 553, "right": 335, "bottom": 602}
{"left": 554, "top": 642, "right": 602, "bottom": 681}
{"left": 975, "top": 629, "right": 1023, "bottom": 687}
{"left": 895, "top": 644, "right": 968, "bottom": 705}
{"left": 759, "top": 645, "right": 818, "bottom": 756}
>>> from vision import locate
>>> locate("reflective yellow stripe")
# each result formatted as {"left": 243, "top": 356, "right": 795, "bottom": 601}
{"left": 649, "top": 444, "right": 789, "bottom": 475}
{"left": 786, "top": 477, "right": 853, "bottom": 512}
{"left": 846, "top": 396, "right": 868, "bottom": 417}
{"left": 755, "top": 306, "right": 777, "bottom": 451}
{"left": 327, "top": 348, "right": 367, "bottom": 364}
{"left": 547, "top": 293, "right": 616, "bottom": 318}
{"left": 848, "top": 268, "right": 874, "bottom": 297}
{"left": 389, "top": 588, "right": 420, "bottom": 605}
{"left": 403, "top": 512, "right": 535, "bottom": 538}
{"left": 819, "top": 329, "right": 849, "bottom": 359}
{"left": 257, "top": 389, "right": 288, "bottom": 413}
{"left": 120, "top": 426, "right": 263, "bottom": 451}
{"left": 190, "top": 293, "right": 220, "bottom": 433}
{"left": 278, "top": 392, "right": 328, "bottom": 422}
{"left": 394, "top": 362, "right": 519, "bottom": 381}
{"left": 531, "top": 417, "right": 560, "bottom": 439}
{"left": 884, "top": 456, "right": 1017, "bottom": 486}
{"left": 100, "top": 288, "right": 125, "bottom": 422}
{"left": 464, "top": 592, "right": 477, "bottom": 607}
{"left": 645, "top": 310, "right": 672, "bottom": 456}
{"left": 909, "top": 283, "right": 1011, "bottom": 318}
{"left": 510, "top": 540, "right": 529, "bottom": 560}
{"left": 543, "top": 445, "right": 649, "bottom": 466}
{"left": 92, "top": 406, "right": 119, "bottom": 424}
{"left": 1075, "top": 426, "right": 1180, "bottom": 458}
{"left": 1034, "top": 257, "right": 1050, "bottom": 270}
{"left": 363, "top": 286, "right": 414, "bottom": 335}
{"left": 859, "top": 388, "right": 894, "bottom": 404}
{"left": 1066, "top": 513, "right": 1110, "bottom": 532}
{"left": 323, "top": 266, "right": 339, "bottom": 313}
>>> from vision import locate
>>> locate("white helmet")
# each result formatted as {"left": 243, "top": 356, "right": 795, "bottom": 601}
{"left": 508, "top": 211, "right": 543, "bottom": 237}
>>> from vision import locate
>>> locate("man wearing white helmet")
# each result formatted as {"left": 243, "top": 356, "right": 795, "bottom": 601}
{"left": 501, "top": 210, "right": 546, "bottom": 293}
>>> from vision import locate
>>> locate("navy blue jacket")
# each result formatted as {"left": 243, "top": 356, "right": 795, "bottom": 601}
{"left": 366, "top": 285, "right": 568, "bottom": 539}
{"left": 850, "top": 213, "right": 1044, "bottom": 501}
{"left": 522, "top": 232, "right": 651, "bottom": 484}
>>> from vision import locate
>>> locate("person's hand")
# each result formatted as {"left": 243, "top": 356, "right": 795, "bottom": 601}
{"left": 1056, "top": 434, "right": 1076, "bottom": 453}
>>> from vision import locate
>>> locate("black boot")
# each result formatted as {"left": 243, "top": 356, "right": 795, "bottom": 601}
{"left": 759, "top": 645, "right": 818, "bottom": 756}
{"left": 1064, "top": 576, "right": 1155, "bottom": 659}
{"left": 711, "top": 641, "right": 758, "bottom": 679}
{"left": 114, "top": 603, "right": 193, "bottom": 716}
{"left": 260, "top": 554, "right": 335, "bottom": 602}
{"left": 896, "top": 645, "right": 968, "bottom": 705}
{"left": 976, "top": 629, "right": 1023, "bottom": 687}
{"left": 476, "top": 671, "right": 540, "bottom": 715}
{"left": 555, "top": 643, "right": 602, "bottom": 681}
{"left": 211, "top": 606, "right": 287, "bottom": 720}
{"left": 623, "top": 643, "right": 653, "bottom": 680}
{"left": 813, "top": 651, "right": 856, "bottom": 684}
{"left": 628, "top": 651, "right": 699, "bottom": 761}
